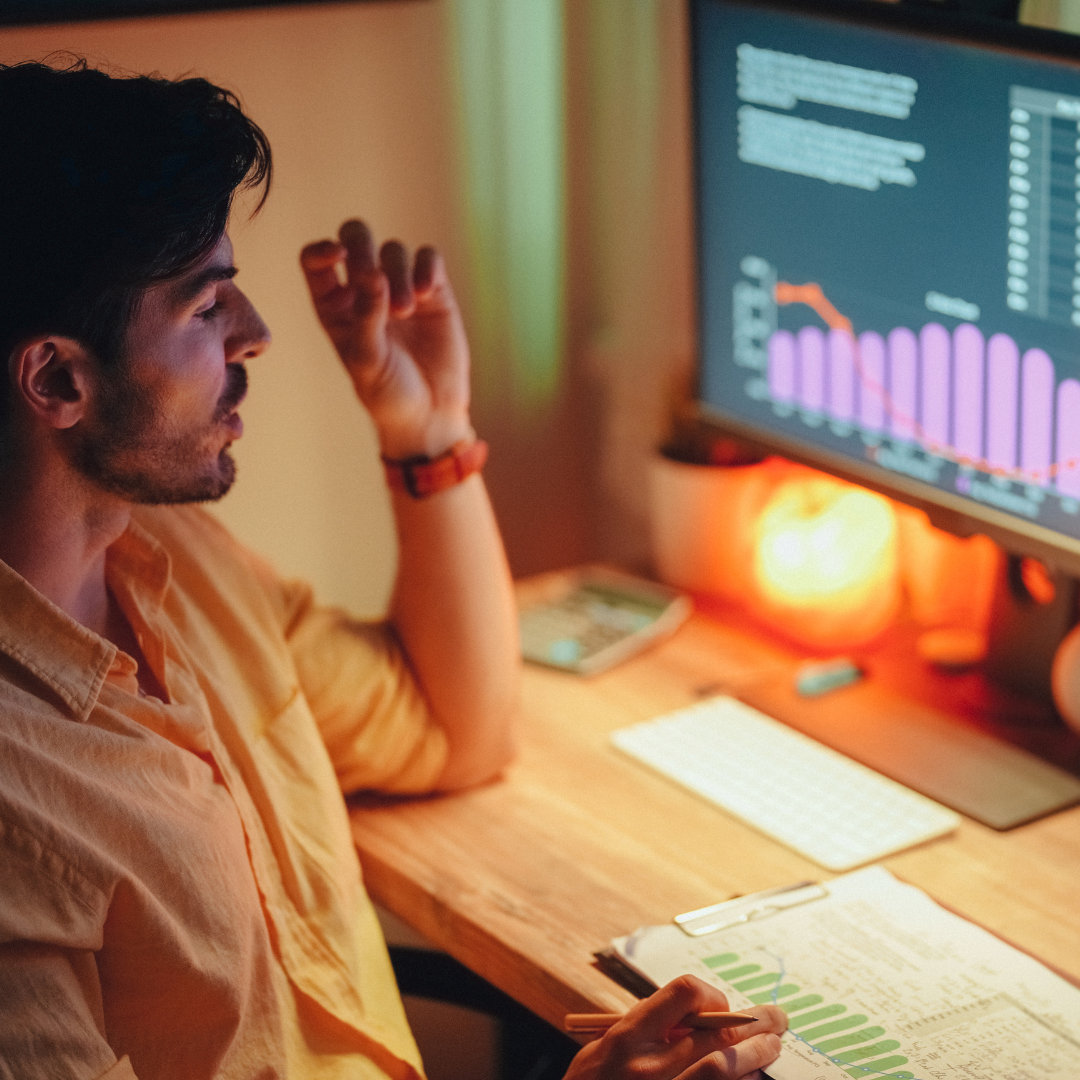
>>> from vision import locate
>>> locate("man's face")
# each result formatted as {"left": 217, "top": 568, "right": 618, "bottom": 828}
{"left": 73, "top": 234, "right": 270, "bottom": 505}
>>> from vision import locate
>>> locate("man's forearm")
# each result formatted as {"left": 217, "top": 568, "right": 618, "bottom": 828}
{"left": 387, "top": 471, "right": 520, "bottom": 790}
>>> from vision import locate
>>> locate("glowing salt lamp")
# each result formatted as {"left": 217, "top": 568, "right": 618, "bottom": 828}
{"left": 750, "top": 475, "right": 901, "bottom": 649}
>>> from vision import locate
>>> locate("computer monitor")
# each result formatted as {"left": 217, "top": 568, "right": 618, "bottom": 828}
{"left": 687, "top": 0, "right": 1080, "bottom": 824}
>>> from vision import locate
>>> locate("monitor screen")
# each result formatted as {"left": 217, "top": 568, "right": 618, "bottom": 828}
{"left": 690, "top": 0, "right": 1080, "bottom": 578}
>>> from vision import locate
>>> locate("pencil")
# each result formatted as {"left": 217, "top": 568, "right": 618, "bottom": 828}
{"left": 564, "top": 1010, "right": 759, "bottom": 1034}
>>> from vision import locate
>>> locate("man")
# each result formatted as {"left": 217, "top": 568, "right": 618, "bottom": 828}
{"left": 0, "top": 58, "right": 785, "bottom": 1079}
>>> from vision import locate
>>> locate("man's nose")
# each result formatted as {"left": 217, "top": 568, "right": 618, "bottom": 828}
{"left": 229, "top": 294, "right": 271, "bottom": 360}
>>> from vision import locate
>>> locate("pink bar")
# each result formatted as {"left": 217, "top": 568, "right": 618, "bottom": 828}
{"left": 1021, "top": 347, "right": 1054, "bottom": 485}
{"left": 768, "top": 331, "right": 796, "bottom": 403}
{"left": 920, "top": 323, "right": 951, "bottom": 454}
{"left": 952, "top": 323, "right": 985, "bottom": 467}
{"left": 1056, "top": 379, "right": 1080, "bottom": 498}
{"left": 887, "top": 326, "right": 918, "bottom": 441}
{"left": 827, "top": 329, "right": 856, "bottom": 422}
{"left": 857, "top": 331, "right": 887, "bottom": 433}
{"left": 798, "top": 326, "right": 826, "bottom": 413}
{"left": 986, "top": 333, "right": 1019, "bottom": 475}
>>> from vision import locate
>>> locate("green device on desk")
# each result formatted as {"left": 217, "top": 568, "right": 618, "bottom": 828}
{"left": 519, "top": 571, "right": 691, "bottom": 675}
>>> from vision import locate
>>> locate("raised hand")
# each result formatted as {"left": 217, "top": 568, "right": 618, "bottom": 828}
{"left": 300, "top": 219, "right": 473, "bottom": 459}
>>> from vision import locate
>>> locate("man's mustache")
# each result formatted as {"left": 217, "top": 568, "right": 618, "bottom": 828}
{"left": 217, "top": 363, "right": 248, "bottom": 416}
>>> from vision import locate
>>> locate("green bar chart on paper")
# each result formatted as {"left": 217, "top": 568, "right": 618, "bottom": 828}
{"left": 702, "top": 948, "right": 913, "bottom": 1078}
{"left": 610, "top": 867, "right": 1080, "bottom": 1080}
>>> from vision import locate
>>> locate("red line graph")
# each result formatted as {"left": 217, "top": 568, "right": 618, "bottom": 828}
{"left": 773, "top": 280, "right": 1080, "bottom": 486}
{"left": 774, "top": 281, "right": 853, "bottom": 335}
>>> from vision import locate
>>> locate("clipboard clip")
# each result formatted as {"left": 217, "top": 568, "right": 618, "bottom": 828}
{"left": 674, "top": 881, "right": 828, "bottom": 937}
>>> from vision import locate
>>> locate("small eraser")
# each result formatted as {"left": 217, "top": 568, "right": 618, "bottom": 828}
{"left": 795, "top": 657, "right": 863, "bottom": 696}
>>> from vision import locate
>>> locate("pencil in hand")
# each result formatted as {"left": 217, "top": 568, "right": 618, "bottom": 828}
{"left": 564, "top": 1010, "right": 759, "bottom": 1034}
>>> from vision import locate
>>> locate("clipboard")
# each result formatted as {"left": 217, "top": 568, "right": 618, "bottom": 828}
{"left": 672, "top": 880, "right": 827, "bottom": 937}
{"left": 594, "top": 867, "right": 1080, "bottom": 1080}
{"left": 595, "top": 880, "right": 828, "bottom": 992}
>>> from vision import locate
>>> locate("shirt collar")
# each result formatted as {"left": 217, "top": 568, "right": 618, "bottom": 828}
{"left": 0, "top": 518, "right": 172, "bottom": 722}
{"left": 108, "top": 513, "right": 172, "bottom": 612}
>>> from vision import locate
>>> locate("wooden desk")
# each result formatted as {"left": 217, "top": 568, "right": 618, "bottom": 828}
{"left": 349, "top": 582, "right": 1080, "bottom": 1032}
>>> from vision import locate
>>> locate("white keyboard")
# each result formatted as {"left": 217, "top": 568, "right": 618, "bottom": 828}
{"left": 611, "top": 696, "right": 960, "bottom": 871}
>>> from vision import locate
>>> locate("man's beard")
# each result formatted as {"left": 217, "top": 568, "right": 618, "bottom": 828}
{"left": 73, "top": 363, "right": 248, "bottom": 506}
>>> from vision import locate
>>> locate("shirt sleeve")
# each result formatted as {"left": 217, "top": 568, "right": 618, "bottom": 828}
{"left": 147, "top": 506, "right": 450, "bottom": 796}
{"left": 277, "top": 581, "right": 450, "bottom": 795}
{"left": 0, "top": 815, "right": 124, "bottom": 1080}
{"left": 0, "top": 943, "right": 126, "bottom": 1080}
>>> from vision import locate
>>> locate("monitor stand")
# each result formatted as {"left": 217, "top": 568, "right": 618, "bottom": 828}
{"left": 704, "top": 585, "right": 1080, "bottom": 830}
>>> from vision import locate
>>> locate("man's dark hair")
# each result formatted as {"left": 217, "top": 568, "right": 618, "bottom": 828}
{"left": 0, "top": 56, "right": 271, "bottom": 379}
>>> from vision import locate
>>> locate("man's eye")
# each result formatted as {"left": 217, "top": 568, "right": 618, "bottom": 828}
{"left": 196, "top": 301, "right": 222, "bottom": 321}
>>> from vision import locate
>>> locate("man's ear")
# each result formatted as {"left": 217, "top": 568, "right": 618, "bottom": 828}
{"left": 8, "top": 336, "right": 94, "bottom": 430}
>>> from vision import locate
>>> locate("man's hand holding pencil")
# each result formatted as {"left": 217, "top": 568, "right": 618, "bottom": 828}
{"left": 561, "top": 974, "right": 787, "bottom": 1080}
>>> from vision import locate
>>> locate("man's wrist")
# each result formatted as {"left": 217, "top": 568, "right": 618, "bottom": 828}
{"left": 375, "top": 414, "right": 477, "bottom": 462}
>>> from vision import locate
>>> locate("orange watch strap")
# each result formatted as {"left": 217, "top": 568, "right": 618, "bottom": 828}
{"left": 381, "top": 438, "right": 489, "bottom": 498}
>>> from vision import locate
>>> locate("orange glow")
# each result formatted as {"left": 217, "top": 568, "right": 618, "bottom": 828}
{"left": 751, "top": 475, "right": 901, "bottom": 649}
{"left": 896, "top": 506, "right": 997, "bottom": 634}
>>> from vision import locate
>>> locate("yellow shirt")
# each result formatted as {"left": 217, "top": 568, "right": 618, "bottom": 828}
{"left": 0, "top": 505, "right": 450, "bottom": 1079}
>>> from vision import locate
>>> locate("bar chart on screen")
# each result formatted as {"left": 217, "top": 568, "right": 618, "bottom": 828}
{"left": 732, "top": 256, "right": 1080, "bottom": 500}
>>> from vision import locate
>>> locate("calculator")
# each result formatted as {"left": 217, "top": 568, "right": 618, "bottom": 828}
{"left": 519, "top": 571, "right": 692, "bottom": 675}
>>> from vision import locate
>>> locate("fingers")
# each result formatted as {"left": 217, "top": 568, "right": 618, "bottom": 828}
{"left": 639, "top": 975, "right": 732, "bottom": 1041}
{"left": 298, "top": 223, "right": 383, "bottom": 369}
{"left": 337, "top": 218, "right": 414, "bottom": 315}
{"left": 610, "top": 975, "right": 737, "bottom": 1045}
{"left": 380, "top": 239, "right": 445, "bottom": 313}
{"left": 677, "top": 1002, "right": 785, "bottom": 1080}
{"left": 633, "top": 979, "right": 786, "bottom": 1080}
{"left": 298, "top": 220, "right": 466, "bottom": 429}
{"left": 678, "top": 1032, "right": 783, "bottom": 1080}
{"left": 671, "top": 1005, "right": 786, "bottom": 1045}
{"left": 298, "top": 238, "right": 346, "bottom": 305}
{"left": 743, "top": 1004, "right": 787, "bottom": 1038}
{"left": 413, "top": 244, "right": 440, "bottom": 295}
{"left": 339, "top": 218, "right": 378, "bottom": 278}
{"left": 379, "top": 239, "right": 414, "bottom": 314}
{"left": 301, "top": 219, "right": 445, "bottom": 313}
{"left": 562, "top": 980, "right": 787, "bottom": 1080}
{"left": 299, "top": 219, "right": 386, "bottom": 307}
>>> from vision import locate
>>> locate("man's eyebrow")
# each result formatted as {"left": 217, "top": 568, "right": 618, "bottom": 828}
{"left": 173, "top": 265, "right": 239, "bottom": 305}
